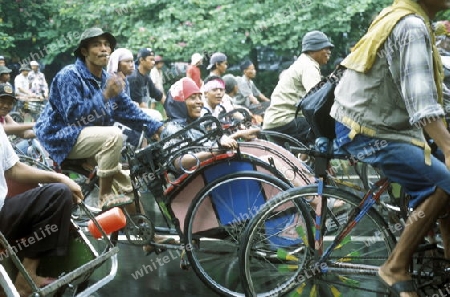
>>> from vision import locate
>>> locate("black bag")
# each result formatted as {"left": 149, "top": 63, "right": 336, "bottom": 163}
{"left": 296, "top": 67, "right": 345, "bottom": 140}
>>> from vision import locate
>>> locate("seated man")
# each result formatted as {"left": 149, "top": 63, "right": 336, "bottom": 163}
{"left": 263, "top": 31, "right": 333, "bottom": 146}
{"left": 161, "top": 77, "right": 259, "bottom": 172}
{"left": 0, "top": 83, "right": 37, "bottom": 154}
{"left": 201, "top": 76, "right": 227, "bottom": 117}
{"left": 331, "top": 0, "right": 450, "bottom": 295}
{"left": 0, "top": 83, "right": 83, "bottom": 296}
{"left": 35, "top": 28, "right": 164, "bottom": 210}
{"left": 234, "top": 60, "right": 270, "bottom": 116}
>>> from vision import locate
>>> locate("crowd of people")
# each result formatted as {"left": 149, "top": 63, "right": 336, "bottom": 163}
{"left": 1, "top": 0, "right": 450, "bottom": 296}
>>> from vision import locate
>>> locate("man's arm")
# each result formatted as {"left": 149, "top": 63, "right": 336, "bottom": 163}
{"left": 424, "top": 120, "right": 450, "bottom": 169}
{"left": 5, "top": 162, "right": 83, "bottom": 203}
{"left": 147, "top": 77, "right": 163, "bottom": 102}
{"left": 3, "top": 115, "right": 35, "bottom": 138}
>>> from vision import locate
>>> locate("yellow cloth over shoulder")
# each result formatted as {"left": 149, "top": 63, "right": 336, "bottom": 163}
{"left": 341, "top": 0, "right": 443, "bottom": 105}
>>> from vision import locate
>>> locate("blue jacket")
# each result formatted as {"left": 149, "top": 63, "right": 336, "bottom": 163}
{"left": 35, "top": 58, "right": 163, "bottom": 164}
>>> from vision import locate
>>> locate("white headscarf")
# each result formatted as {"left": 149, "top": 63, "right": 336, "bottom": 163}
{"left": 106, "top": 48, "right": 134, "bottom": 75}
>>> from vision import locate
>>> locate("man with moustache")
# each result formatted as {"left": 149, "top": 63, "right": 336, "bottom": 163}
{"left": 35, "top": 28, "right": 163, "bottom": 210}
{"left": 331, "top": 0, "right": 450, "bottom": 296}
{"left": 263, "top": 30, "right": 333, "bottom": 145}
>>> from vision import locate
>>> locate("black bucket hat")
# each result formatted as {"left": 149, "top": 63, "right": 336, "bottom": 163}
{"left": 74, "top": 28, "right": 117, "bottom": 58}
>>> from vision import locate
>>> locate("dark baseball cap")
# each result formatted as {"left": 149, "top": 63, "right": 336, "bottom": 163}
{"left": 0, "top": 66, "right": 12, "bottom": 75}
{"left": 74, "top": 28, "right": 117, "bottom": 58}
{"left": 240, "top": 60, "right": 253, "bottom": 72}
{"left": 137, "top": 48, "right": 155, "bottom": 59}
{"left": 0, "top": 83, "right": 16, "bottom": 100}
{"left": 207, "top": 52, "right": 227, "bottom": 70}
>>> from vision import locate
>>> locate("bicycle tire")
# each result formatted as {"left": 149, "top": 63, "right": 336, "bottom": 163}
{"left": 9, "top": 111, "right": 23, "bottom": 123}
{"left": 183, "top": 171, "right": 293, "bottom": 297}
{"left": 240, "top": 185, "right": 396, "bottom": 297}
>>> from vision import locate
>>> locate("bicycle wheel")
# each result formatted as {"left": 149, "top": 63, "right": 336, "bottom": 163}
{"left": 240, "top": 185, "right": 396, "bottom": 297}
{"left": 183, "top": 171, "right": 292, "bottom": 297}
{"left": 9, "top": 111, "right": 23, "bottom": 123}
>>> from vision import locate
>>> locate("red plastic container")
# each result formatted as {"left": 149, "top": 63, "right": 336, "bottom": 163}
{"left": 88, "top": 207, "right": 127, "bottom": 239}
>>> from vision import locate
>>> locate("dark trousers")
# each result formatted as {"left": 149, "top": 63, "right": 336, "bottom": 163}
{"left": 264, "top": 117, "right": 314, "bottom": 146}
{"left": 0, "top": 184, "right": 73, "bottom": 259}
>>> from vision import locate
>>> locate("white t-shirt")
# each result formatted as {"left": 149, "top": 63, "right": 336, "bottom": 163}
{"left": 0, "top": 126, "right": 20, "bottom": 211}
{"left": 14, "top": 73, "right": 30, "bottom": 97}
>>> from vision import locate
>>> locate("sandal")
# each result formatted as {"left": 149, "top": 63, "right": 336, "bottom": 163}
{"left": 99, "top": 194, "right": 133, "bottom": 211}
{"left": 144, "top": 235, "right": 179, "bottom": 256}
{"left": 378, "top": 273, "right": 418, "bottom": 296}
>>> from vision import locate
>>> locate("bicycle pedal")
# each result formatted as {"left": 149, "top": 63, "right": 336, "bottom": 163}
{"left": 154, "top": 247, "right": 166, "bottom": 255}
{"left": 180, "top": 258, "right": 190, "bottom": 270}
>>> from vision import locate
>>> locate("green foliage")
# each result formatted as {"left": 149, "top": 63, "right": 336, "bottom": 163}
{"left": 3, "top": 0, "right": 447, "bottom": 90}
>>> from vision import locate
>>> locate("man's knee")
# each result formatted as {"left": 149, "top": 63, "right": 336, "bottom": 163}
{"left": 46, "top": 183, "right": 73, "bottom": 206}
{"left": 105, "top": 126, "right": 123, "bottom": 147}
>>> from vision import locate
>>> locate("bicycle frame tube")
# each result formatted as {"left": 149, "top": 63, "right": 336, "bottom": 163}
{"left": 317, "top": 178, "right": 391, "bottom": 263}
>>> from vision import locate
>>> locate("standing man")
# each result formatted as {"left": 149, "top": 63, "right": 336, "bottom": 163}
{"left": 263, "top": 31, "right": 333, "bottom": 145}
{"left": 187, "top": 52, "right": 203, "bottom": 88}
{"left": 35, "top": 28, "right": 164, "bottom": 210}
{"left": 14, "top": 65, "right": 33, "bottom": 99}
{"left": 28, "top": 60, "right": 48, "bottom": 100}
{"left": 331, "top": 0, "right": 450, "bottom": 296}
{"left": 0, "top": 66, "right": 12, "bottom": 85}
{"left": 150, "top": 55, "right": 166, "bottom": 119}
{"left": 234, "top": 60, "right": 270, "bottom": 115}
{"left": 150, "top": 55, "right": 165, "bottom": 93}
{"left": 127, "top": 48, "right": 164, "bottom": 120}
{"left": 206, "top": 52, "right": 228, "bottom": 78}
{"left": 0, "top": 56, "right": 5, "bottom": 67}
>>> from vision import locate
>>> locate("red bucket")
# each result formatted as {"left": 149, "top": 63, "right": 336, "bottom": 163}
{"left": 88, "top": 207, "right": 126, "bottom": 239}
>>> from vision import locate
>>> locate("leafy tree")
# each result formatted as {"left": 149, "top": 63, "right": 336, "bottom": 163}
{"left": 4, "top": 0, "right": 448, "bottom": 92}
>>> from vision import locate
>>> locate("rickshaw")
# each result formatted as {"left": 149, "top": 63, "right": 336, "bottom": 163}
{"left": 0, "top": 178, "right": 121, "bottom": 297}
{"left": 122, "top": 115, "right": 316, "bottom": 296}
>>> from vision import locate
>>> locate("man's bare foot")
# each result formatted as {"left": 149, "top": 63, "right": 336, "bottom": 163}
{"left": 378, "top": 266, "right": 418, "bottom": 297}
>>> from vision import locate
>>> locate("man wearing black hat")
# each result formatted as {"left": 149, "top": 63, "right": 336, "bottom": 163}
{"left": 35, "top": 28, "right": 164, "bottom": 211}
{"left": 127, "top": 48, "right": 164, "bottom": 111}
{"left": 263, "top": 30, "right": 333, "bottom": 145}
{"left": 0, "top": 65, "right": 12, "bottom": 85}
{"left": 234, "top": 60, "right": 270, "bottom": 115}
{"left": 0, "top": 83, "right": 83, "bottom": 296}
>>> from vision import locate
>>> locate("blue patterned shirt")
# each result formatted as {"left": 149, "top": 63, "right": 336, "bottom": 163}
{"left": 35, "top": 58, "right": 163, "bottom": 164}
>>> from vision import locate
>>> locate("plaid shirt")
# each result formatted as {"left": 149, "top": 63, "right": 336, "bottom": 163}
{"left": 383, "top": 15, "right": 444, "bottom": 126}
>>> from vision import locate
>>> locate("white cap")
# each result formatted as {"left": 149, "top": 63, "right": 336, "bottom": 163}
{"left": 191, "top": 53, "right": 203, "bottom": 65}
{"left": 30, "top": 61, "right": 39, "bottom": 66}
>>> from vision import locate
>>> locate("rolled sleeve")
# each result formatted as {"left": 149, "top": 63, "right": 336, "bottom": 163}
{"left": 390, "top": 16, "right": 444, "bottom": 126}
